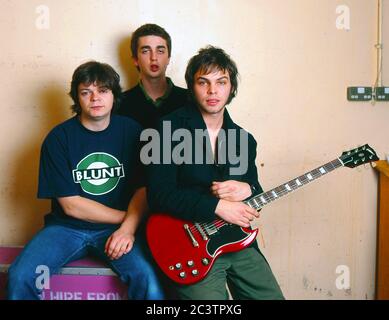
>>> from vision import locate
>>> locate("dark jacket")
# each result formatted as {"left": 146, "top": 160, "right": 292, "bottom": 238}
{"left": 118, "top": 82, "right": 188, "bottom": 129}
{"left": 147, "top": 103, "right": 262, "bottom": 222}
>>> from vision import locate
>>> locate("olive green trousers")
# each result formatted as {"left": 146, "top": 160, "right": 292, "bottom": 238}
{"left": 174, "top": 247, "right": 284, "bottom": 300}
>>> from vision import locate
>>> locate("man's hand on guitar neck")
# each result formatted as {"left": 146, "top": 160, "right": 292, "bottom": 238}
{"left": 215, "top": 199, "right": 260, "bottom": 228}
{"left": 211, "top": 180, "right": 252, "bottom": 202}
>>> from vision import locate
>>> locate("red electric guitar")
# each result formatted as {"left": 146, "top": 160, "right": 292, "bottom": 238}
{"left": 146, "top": 144, "right": 378, "bottom": 285}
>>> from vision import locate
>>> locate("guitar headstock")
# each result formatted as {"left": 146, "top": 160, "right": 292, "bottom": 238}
{"left": 340, "top": 144, "right": 379, "bottom": 168}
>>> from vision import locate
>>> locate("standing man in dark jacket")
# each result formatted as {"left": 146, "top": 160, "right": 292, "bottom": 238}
{"left": 147, "top": 46, "right": 284, "bottom": 300}
{"left": 117, "top": 24, "right": 187, "bottom": 299}
{"left": 118, "top": 24, "right": 187, "bottom": 129}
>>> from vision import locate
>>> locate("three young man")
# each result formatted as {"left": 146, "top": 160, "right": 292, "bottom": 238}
{"left": 8, "top": 23, "right": 283, "bottom": 300}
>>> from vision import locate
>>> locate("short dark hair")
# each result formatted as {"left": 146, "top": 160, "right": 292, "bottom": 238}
{"left": 185, "top": 46, "right": 239, "bottom": 105}
{"left": 69, "top": 61, "right": 122, "bottom": 115}
{"left": 130, "top": 24, "right": 172, "bottom": 59}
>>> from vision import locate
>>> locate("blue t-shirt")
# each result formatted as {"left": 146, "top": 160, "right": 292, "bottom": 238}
{"left": 38, "top": 115, "right": 143, "bottom": 229}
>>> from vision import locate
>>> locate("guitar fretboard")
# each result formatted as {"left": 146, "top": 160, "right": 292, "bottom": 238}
{"left": 203, "top": 144, "right": 378, "bottom": 232}
{"left": 244, "top": 158, "right": 344, "bottom": 211}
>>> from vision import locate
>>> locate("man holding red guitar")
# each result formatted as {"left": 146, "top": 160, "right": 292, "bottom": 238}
{"left": 147, "top": 46, "right": 284, "bottom": 299}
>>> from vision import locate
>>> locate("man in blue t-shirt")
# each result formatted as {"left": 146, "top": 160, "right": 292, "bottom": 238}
{"left": 7, "top": 61, "right": 164, "bottom": 300}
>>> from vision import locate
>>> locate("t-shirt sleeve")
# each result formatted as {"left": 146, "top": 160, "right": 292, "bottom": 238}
{"left": 37, "top": 131, "right": 79, "bottom": 199}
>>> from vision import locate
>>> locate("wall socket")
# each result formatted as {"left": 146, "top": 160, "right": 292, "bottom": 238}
{"left": 347, "top": 86, "right": 389, "bottom": 101}
{"left": 375, "top": 87, "right": 389, "bottom": 101}
{"left": 347, "top": 87, "right": 372, "bottom": 101}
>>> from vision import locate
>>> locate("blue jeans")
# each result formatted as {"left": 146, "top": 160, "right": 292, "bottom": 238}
{"left": 7, "top": 223, "right": 164, "bottom": 300}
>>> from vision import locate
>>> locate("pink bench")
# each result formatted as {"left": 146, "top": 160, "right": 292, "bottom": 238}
{"left": 0, "top": 247, "right": 128, "bottom": 300}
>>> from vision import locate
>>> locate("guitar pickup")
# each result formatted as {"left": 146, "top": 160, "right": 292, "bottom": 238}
{"left": 195, "top": 223, "right": 208, "bottom": 240}
{"left": 204, "top": 223, "right": 218, "bottom": 235}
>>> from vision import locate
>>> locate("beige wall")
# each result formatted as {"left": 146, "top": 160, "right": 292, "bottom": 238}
{"left": 1, "top": 0, "right": 388, "bottom": 299}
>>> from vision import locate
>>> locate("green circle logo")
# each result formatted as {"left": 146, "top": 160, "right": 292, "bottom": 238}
{"left": 72, "top": 152, "right": 125, "bottom": 195}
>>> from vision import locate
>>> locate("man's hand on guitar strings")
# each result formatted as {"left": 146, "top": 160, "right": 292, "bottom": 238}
{"left": 215, "top": 199, "right": 260, "bottom": 228}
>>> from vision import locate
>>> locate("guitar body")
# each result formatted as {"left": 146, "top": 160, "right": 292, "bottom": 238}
{"left": 146, "top": 213, "right": 258, "bottom": 285}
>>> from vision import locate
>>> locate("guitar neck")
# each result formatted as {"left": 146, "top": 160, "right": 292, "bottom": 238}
{"left": 245, "top": 158, "right": 345, "bottom": 211}
{"left": 209, "top": 144, "right": 378, "bottom": 228}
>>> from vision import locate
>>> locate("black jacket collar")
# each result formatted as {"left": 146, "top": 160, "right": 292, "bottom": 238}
{"left": 176, "top": 103, "right": 244, "bottom": 152}
{"left": 179, "top": 103, "right": 240, "bottom": 131}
